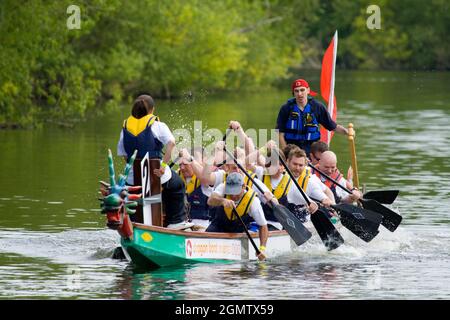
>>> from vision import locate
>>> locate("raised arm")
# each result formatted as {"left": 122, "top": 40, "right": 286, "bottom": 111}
{"left": 229, "top": 121, "right": 256, "bottom": 158}
{"left": 179, "top": 148, "right": 216, "bottom": 187}
{"left": 163, "top": 140, "right": 176, "bottom": 164}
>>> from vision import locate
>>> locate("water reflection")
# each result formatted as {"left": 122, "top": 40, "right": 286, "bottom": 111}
{"left": 113, "top": 259, "right": 403, "bottom": 300}
{"left": 116, "top": 265, "right": 190, "bottom": 300}
{"left": 0, "top": 223, "right": 449, "bottom": 299}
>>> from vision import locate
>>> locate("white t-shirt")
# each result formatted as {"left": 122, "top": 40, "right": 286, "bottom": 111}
{"left": 212, "top": 170, "right": 271, "bottom": 203}
{"left": 334, "top": 176, "right": 352, "bottom": 202}
{"left": 117, "top": 121, "right": 175, "bottom": 185}
{"left": 267, "top": 174, "right": 283, "bottom": 190}
{"left": 310, "top": 174, "right": 328, "bottom": 192}
{"left": 212, "top": 183, "right": 268, "bottom": 227}
{"left": 286, "top": 174, "right": 328, "bottom": 205}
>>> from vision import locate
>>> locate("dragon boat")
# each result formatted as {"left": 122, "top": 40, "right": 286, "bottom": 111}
{"left": 97, "top": 145, "right": 396, "bottom": 269}
{"left": 98, "top": 149, "right": 307, "bottom": 268}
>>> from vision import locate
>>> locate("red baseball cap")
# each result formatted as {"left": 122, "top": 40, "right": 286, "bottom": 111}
{"left": 291, "top": 79, "right": 318, "bottom": 96}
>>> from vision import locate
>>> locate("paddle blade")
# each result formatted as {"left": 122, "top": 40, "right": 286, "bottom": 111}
{"left": 333, "top": 204, "right": 382, "bottom": 242}
{"left": 310, "top": 209, "right": 344, "bottom": 251}
{"left": 272, "top": 204, "right": 312, "bottom": 246}
{"left": 363, "top": 190, "right": 399, "bottom": 204}
{"left": 360, "top": 199, "right": 402, "bottom": 232}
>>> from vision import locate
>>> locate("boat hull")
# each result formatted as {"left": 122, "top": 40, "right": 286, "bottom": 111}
{"left": 121, "top": 223, "right": 296, "bottom": 268}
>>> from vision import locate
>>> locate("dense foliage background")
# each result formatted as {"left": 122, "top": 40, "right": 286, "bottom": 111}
{"left": 0, "top": 0, "right": 448, "bottom": 127}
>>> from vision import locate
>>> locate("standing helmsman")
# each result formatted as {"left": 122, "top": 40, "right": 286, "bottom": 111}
{"left": 276, "top": 79, "right": 349, "bottom": 155}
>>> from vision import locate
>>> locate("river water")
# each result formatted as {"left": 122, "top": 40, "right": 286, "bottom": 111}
{"left": 0, "top": 71, "right": 449, "bottom": 299}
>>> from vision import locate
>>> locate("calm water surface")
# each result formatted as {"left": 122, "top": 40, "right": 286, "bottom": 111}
{"left": 0, "top": 71, "right": 449, "bottom": 299}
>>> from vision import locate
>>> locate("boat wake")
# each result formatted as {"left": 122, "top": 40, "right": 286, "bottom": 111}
{"left": 0, "top": 228, "right": 122, "bottom": 265}
{"left": 286, "top": 224, "right": 415, "bottom": 263}
{"left": 0, "top": 224, "right": 426, "bottom": 268}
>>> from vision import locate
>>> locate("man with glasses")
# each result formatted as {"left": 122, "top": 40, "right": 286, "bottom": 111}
{"left": 309, "top": 141, "right": 328, "bottom": 165}
{"left": 309, "top": 140, "right": 354, "bottom": 187}
{"left": 276, "top": 79, "right": 349, "bottom": 155}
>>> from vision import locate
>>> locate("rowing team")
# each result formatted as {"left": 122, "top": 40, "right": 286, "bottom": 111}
{"left": 117, "top": 95, "right": 361, "bottom": 261}
{"left": 178, "top": 128, "right": 360, "bottom": 260}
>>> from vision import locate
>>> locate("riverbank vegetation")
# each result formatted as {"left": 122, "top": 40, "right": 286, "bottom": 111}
{"left": 0, "top": 0, "right": 448, "bottom": 127}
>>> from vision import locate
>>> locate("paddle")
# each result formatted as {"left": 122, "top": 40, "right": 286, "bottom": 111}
{"left": 273, "top": 149, "right": 344, "bottom": 251}
{"left": 222, "top": 128, "right": 265, "bottom": 258}
{"left": 309, "top": 163, "right": 402, "bottom": 232}
{"left": 363, "top": 190, "right": 399, "bottom": 204}
{"left": 223, "top": 147, "right": 312, "bottom": 246}
{"left": 169, "top": 156, "right": 180, "bottom": 168}
{"left": 358, "top": 198, "right": 402, "bottom": 232}
{"left": 231, "top": 207, "right": 263, "bottom": 258}
{"left": 330, "top": 203, "right": 381, "bottom": 242}
{"left": 222, "top": 128, "right": 231, "bottom": 142}
{"left": 306, "top": 194, "right": 382, "bottom": 243}
{"left": 348, "top": 123, "right": 360, "bottom": 189}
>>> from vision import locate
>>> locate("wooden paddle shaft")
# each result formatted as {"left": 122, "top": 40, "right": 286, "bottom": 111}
{"left": 348, "top": 123, "right": 360, "bottom": 189}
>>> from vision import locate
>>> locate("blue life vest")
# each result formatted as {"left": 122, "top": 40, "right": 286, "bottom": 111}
{"left": 284, "top": 98, "right": 320, "bottom": 142}
{"left": 261, "top": 204, "right": 274, "bottom": 222}
{"left": 178, "top": 171, "right": 211, "bottom": 220}
{"left": 213, "top": 207, "right": 254, "bottom": 233}
{"left": 122, "top": 114, "right": 163, "bottom": 160}
{"left": 208, "top": 188, "right": 256, "bottom": 232}
{"left": 187, "top": 186, "right": 210, "bottom": 220}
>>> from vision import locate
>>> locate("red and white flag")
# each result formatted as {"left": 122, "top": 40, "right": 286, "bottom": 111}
{"left": 320, "top": 30, "right": 338, "bottom": 146}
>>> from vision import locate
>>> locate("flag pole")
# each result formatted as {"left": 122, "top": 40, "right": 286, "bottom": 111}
{"left": 320, "top": 30, "right": 338, "bottom": 146}
{"left": 327, "top": 30, "right": 338, "bottom": 146}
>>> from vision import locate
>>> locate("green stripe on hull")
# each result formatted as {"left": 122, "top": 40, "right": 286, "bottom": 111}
{"left": 121, "top": 227, "right": 239, "bottom": 268}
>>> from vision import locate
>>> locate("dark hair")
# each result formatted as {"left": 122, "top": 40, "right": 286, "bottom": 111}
{"left": 131, "top": 95, "right": 155, "bottom": 118}
{"left": 310, "top": 141, "right": 329, "bottom": 154}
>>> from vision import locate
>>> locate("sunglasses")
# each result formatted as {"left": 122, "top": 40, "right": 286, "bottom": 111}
{"left": 311, "top": 153, "right": 321, "bottom": 161}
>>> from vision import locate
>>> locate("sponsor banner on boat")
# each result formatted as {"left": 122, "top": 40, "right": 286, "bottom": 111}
{"left": 185, "top": 238, "right": 241, "bottom": 260}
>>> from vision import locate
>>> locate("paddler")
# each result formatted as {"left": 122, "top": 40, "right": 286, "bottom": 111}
{"left": 206, "top": 172, "right": 268, "bottom": 261}
{"left": 315, "top": 151, "right": 362, "bottom": 204}
{"left": 178, "top": 148, "right": 213, "bottom": 231}
{"left": 283, "top": 146, "right": 333, "bottom": 222}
